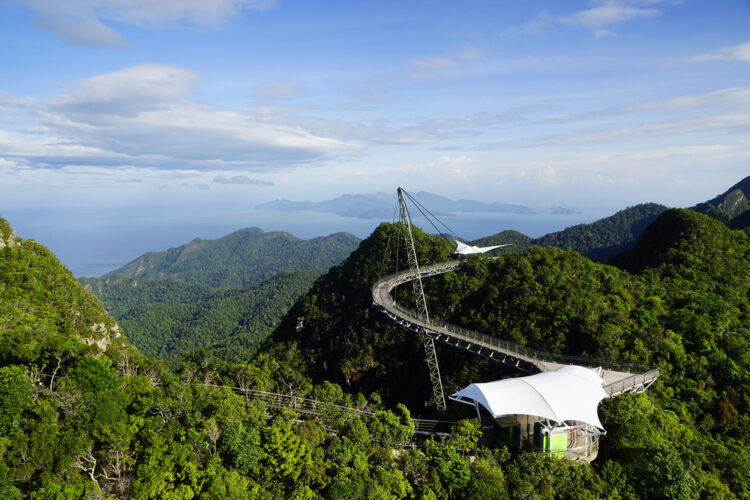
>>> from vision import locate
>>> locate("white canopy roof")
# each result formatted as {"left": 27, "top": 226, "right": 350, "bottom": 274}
{"left": 451, "top": 365, "right": 609, "bottom": 429}
{"left": 454, "top": 240, "right": 510, "bottom": 255}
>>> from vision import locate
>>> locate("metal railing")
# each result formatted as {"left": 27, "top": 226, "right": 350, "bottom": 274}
{"left": 602, "top": 368, "right": 660, "bottom": 396}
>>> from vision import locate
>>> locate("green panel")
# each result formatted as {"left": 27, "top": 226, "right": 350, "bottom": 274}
{"left": 534, "top": 422, "right": 544, "bottom": 449}
{"left": 550, "top": 431, "right": 567, "bottom": 459}
{"left": 500, "top": 424, "right": 520, "bottom": 448}
{"left": 499, "top": 418, "right": 521, "bottom": 449}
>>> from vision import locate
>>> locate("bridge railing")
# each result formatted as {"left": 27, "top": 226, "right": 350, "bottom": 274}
{"left": 602, "top": 368, "right": 661, "bottom": 396}
{"left": 206, "top": 384, "right": 456, "bottom": 436}
{"left": 374, "top": 264, "right": 658, "bottom": 379}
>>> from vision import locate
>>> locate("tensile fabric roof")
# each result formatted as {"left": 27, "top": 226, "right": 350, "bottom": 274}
{"left": 450, "top": 365, "right": 609, "bottom": 429}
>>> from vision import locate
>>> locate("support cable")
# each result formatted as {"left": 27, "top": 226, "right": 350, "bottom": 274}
{"left": 377, "top": 202, "right": 400, "bottom": 282}
{"left": 402, "top": 190, "right": 461, "bottom": 242}
{"left": 397, "top": 187, "right": 447, "bottom": 412}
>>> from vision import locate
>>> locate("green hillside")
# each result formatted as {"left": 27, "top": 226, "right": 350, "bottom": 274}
{"left": 693, "top": 175, "right": 750, "bottom": 235}
{"left": 471, "top": 178, "right": 750, "bottom": 261}
{"left": 693, "top": 175, "right": 750, "bottom": 221}
{"left": 530, "top": 202, "right": 668, "bottom": 262}
{"left": 100, "top": 270, "right": 322, "bottom": 364}
{"left": 0, "top": 216, "right": 124, "bottom": 355}
{"left": 729, "top": 210, "right": 750, "bottom": 235}
{"left": 81, "top": 228, "right": 360, "bottom": 364}
{"left": 468, "top": 203, "right": 667, "bottom": 262}
{"left": 80, "top": 275, "right": 216, "bottom": 318}
{"left": 263, "top": 209, "right": 750, "bottom": 497}
{"left": 470, "top": 230, "right": 532, "bottom": 255}
{"left": 98, "top": 227, "right": 360, "bottom": 289}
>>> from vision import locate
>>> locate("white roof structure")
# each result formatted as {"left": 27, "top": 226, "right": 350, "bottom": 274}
{"left": 450, "top": 365, "right": 609, "bottom": 429}
{"left": 454, "top": 240, "right": 510, "bottom": 256}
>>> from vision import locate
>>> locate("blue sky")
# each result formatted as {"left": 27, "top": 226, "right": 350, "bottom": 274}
{"left": 1, "top": 0, "right": 749, "bottom": 219}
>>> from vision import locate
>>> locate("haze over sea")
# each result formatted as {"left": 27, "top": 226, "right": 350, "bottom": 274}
{"left": 3, "top": 206, "right": 612, "bottom": 278}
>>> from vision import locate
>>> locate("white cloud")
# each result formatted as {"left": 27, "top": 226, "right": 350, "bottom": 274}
{"left": 158, "top": 169, "right": 202, "bottom": 178}
{"left": 368, "top": 126, "right": 477, "bottom": 145}
{"left": 498, "top": 86, "right": 750, "bottom": 148}
{"left": 410, "top": 44, "right": 484, "bottom": 80}
{"left": 437, "top": 156, "right": 474, "bottom": 182}
{"left": 559, "top": 3, "right": 660, "bottom": 29}
{"left": 593, "top": 29, "right": 614, "bottom": 38}
{"left": 491, "top": 108, "right": 750, "bottom": 149}
{"left": 693, "top": 42, "right": 750, "bottom": 65}
{"left": 541, "top": 86, "right": 750, "bottom": 125}
{"left": 502, "top": 12, "right": 553, "bottom": 37}
{"left": 181, "top": 182, "right": 210, "bottom": 190}
{"left": 507, "top": 1, "right": 675, "bottom": 38}
{"left": 535, "top": 166, "right": 559, "bottom": 186}
{"left": 506, "top": 143, "right": 750, "bottom": 206}
{"left": 28, "top": 4, "right": 126, "bottom": 47}
{"left": 618, "top": 86, "right": 750, "bottom": 112}
{"left": 0, "top": 64, "right": 364, "bottom": 171}
{"left": 60, "top": 166, "right": 118, "bottom": 175}
{"left": 48, "top": 64, "right": 199, "bottom": 117}
{"left": 252, "top": 81, "right": 303, "bottom": 102}
{"left": 0, "top": 158, "right": 20, "bottom": 173}
{"left": 15, "top": 0, "right": 276, "bottom": 46}
{"left": 214, "top": 175, "right": 273, "bottom": 186}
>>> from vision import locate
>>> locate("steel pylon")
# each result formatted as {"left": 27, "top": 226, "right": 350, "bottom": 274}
{"left": 397, "top": 187, "right": 447, "bottom": 412}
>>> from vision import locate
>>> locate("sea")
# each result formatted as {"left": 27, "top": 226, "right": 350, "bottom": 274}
{"left": 2, "top": 206, "right": 614, "bottom": 278}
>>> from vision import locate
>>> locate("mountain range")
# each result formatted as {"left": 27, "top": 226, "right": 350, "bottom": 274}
{"left": 256, "top": 191, "right": 537, "bottom": 219}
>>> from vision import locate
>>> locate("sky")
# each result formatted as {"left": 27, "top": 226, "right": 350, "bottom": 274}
{"left": 1, "top": 0, "right": 750, "bottom": 272}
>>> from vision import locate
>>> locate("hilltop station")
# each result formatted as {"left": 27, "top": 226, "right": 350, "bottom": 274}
{"left": 451, "top": 365, "right": 609, "bottom": 460}
{"left": 372, "top": 188, "right": 660, "bottom": 461}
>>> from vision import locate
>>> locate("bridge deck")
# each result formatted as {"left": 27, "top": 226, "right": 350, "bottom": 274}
{"left": 373, "top": 260, "right": 659, "bottom": 397}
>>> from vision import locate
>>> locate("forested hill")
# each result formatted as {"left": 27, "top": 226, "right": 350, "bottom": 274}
{"left": 613, "top": 206, "right": 750, "bottom": 274}
{"left": 84, "top": 270, "right": 322, "bottom": 364}
{"left": 470, "top": 230, "right": 532, "bottom": 255}
{"left": 79, "top": 228, "right": 360, "bottom": 364}
{"left": 95, "top": 227, "right": 360, "bottom": 289}
{"left": 264, "top": 209, "right": 750, "bottom": 496}
{"left": 468, "top": 176, "right": 750, "bottom": 260}
{"left": 469, "top": 203, "right": 667, "bottom": 262}
{"left": 531, "top": 202, "right": 668, "bottom": 262}
{"left": 693, "top": 175, "right": 750, "bottom": 234}
{"left": 0, "top": 216, "right": 124, "bottom": 353}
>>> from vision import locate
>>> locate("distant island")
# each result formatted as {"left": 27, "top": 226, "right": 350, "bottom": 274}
{"left": 256, "top": 191, "right": 536, "bottom": 219}
{"left": 551, "top": 206, "right": 581, "bottom": 215}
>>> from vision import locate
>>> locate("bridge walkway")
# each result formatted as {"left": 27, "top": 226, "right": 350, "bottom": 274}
{"left": 372, "top": 260, "right": 660, "bottom": 397}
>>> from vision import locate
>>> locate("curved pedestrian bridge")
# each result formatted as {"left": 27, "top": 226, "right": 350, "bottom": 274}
{"left": 372, "top": 259, "right": 660, "bottom": 397}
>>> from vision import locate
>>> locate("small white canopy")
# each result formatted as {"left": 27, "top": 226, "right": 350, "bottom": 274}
{"left": 455, "top": 240, "right": 510, "bottom": 255}
{"left": 451, "top": 365, "right": 609, "bottom": 429}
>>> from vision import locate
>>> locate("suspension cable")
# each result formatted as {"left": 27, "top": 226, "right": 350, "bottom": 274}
{"left": 378, "top": 202, "right": 399, "bottom": 281}
{"left": 401, "top": 189, "right": 461, "bottom": 242}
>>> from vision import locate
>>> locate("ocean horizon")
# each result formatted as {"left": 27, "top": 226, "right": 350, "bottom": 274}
{"left": 3, "top": 206, "right": 615, "bottom": 278}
